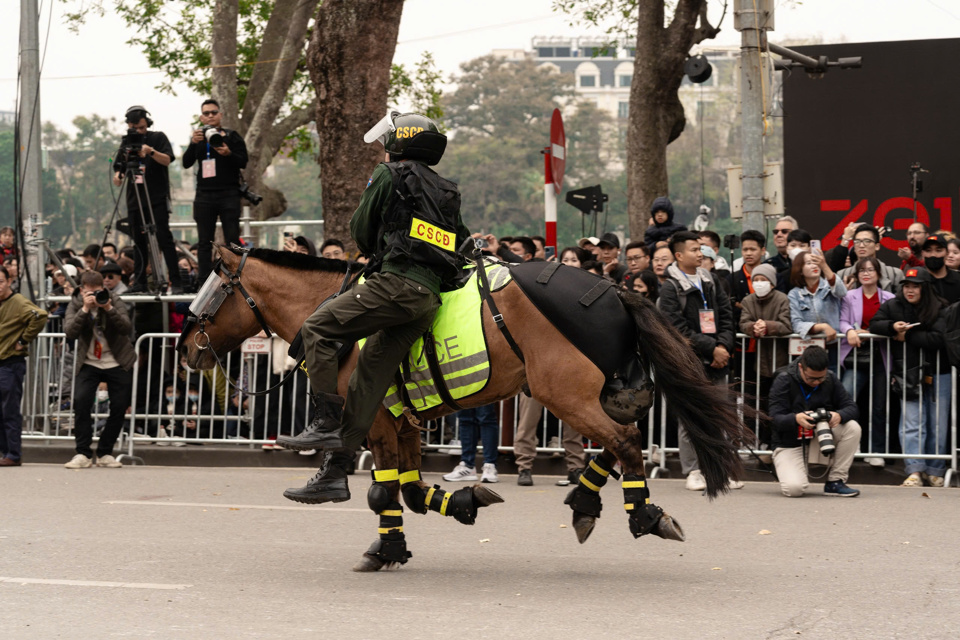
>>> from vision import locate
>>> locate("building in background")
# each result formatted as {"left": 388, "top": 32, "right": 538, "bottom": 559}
{"left": 493, "top": 37, "right": 739, "bottom": 127}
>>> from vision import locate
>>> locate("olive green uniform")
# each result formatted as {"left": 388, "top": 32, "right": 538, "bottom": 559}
{"left": 301, "top": 161, "right": 470, "bottom": 451}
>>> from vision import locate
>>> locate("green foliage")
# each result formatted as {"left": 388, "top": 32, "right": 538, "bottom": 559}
{"left": 437, "top": 55, "right": 626, "bottom": 246}
{"left": 0, "top": 120, "right": 64, "bottom": 246}
{"left": 41, "top": 114, "right": 125, "bottom": 247}
{"left": 63, "top": 0, "right": 296, "bottom": 108}
{"left": 389, "top": 53, "right": 444, "bottom": 124}
{"left": 553, "top": 0, "right": 641, "bottom": 46}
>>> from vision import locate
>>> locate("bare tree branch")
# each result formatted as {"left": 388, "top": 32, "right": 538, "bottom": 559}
{"left": 264, "top": 103, "right": 317, "bottom": 154}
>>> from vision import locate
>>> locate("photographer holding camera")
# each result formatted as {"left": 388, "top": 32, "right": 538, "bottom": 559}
{"left": 113, "top": 105, "right": 183, "bottom": 293}
{"left": 182, "top": 98, "right": 249, "bottom": 281}
{"left": 768, "top": 346, "right": 862, "bottom": 498}
{"left": 63, "top": 271, "right": 135, "bottom": 469}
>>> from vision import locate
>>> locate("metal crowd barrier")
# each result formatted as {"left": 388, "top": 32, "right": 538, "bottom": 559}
{"left": 641, "top": 333, "right": 958, "bottom": 486}
{"left": 20, "top": 330, "right": 959, "bottom": 485}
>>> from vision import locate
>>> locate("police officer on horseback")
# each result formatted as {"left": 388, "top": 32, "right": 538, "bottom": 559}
{"left": 278, "top": 111, "right": 471, "bottom": 504}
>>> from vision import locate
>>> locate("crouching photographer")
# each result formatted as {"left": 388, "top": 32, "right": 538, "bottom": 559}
{"left": 768, "top": 346, "right": 862, "bottom": 498}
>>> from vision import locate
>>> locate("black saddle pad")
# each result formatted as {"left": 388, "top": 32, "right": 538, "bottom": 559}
{"left": 508, "top": 262, "right": 634, "bottom": 378}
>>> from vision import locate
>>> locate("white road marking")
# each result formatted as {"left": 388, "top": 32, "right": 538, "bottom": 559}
{"left": 103, "top": 500, "right": 367, "bottom": 513}
{"left": 0, "top": 577, "right": 191, "bottom": 590}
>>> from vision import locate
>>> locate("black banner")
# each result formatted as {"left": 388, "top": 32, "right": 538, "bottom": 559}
{"left": 784, "top": 38, "right": 960, "bottom": 258}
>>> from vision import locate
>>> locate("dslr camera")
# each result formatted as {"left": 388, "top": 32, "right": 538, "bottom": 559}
{"left": 112, "top": 127, "right": 147, "bottom": 173}
{"left": 94, "top": 289, "right": 111, "bottom": 305}
{"left": 201, "top": 125, "right": 224, "bottom": 147}
{"left": 802, "top": 407, "right": 836, "bottom": 456}
{"left": 723, "top": 234, "right": 740, "bottom": 251}
{"left": 238, "top": 182, "right": 263, "bottom": 206}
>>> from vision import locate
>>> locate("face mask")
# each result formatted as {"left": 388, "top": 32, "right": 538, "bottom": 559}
{"left": 187, "top": 393, "right": 199, "bottom": 402}
{"left": 787, "top": 247, "right": 803, "bottom": 261}
{"left": 96, "top": 390, "right": 109, "bottom": 402}
{"left": 165, "top": 394, "right": 175, "bottom": 403}
{"left": 925, "top": 256, "right": 945, "bottom": 271}
{"left": 753, "top": 281, "right": 773, "bottom": 298}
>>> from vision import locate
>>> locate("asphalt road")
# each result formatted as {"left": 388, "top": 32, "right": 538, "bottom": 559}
{"left": 2, "top": 465, "right": 958, "bottom": 639}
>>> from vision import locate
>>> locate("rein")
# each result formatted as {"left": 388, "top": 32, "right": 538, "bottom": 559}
{"left": 186, "top": 248, "right": 356, "bottom": 398}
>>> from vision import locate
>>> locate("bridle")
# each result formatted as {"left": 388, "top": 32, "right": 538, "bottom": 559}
{"left": 184, "top": 247, "right": 274, "bottom": 355}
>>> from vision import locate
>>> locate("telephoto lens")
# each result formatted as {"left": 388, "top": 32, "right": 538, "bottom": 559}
{"left": 95, "top": 289, "right": 110, "bottom": 305}
{"left": 814, "top": 422, "right": 836, "bottom": 456}
{"left": 203, "top": 126, "right": 224, "bottom": 147}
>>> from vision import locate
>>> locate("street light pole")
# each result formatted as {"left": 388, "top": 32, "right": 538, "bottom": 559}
{"left": 19, "top": 0, "right": 44, "bottom": 300}
{"left": 735, "top": 0, "right": 773, "bottom": 234}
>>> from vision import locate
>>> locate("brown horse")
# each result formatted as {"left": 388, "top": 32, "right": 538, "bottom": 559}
{"left": 178, "top": 245, "right": 750, "bottom": 571}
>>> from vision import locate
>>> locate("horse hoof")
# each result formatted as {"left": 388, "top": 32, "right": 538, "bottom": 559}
{"left": 572, "top": 512, "right": 596, "bottom": 544}
{"left": 352, "top": 553, "right": 386, "bottom": 572}
{"left": 655, "top": 514, "right": 686, "bottom": 542}
{"left": 472, "top": 484, "right": 505, "bottom": 507}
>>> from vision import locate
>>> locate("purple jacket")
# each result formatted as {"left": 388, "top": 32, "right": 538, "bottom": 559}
{"left": 839, "top": 287, "right": 894, "bottom": 370}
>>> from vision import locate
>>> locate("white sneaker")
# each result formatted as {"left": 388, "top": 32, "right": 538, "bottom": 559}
{"left": 685, "top": 469, "right": 706, "bottom": 491}
{"left": 64, "top": 454, "right": 93, "bottom": 469}
{"left": 439, "top": 439, "right": 462, "bottom": 456}
{"left": 546, "top": 436, "right": 562, "bottom": 458}
{"left": 728, "top": 478, "right": 744, "bottom": 490}
{"left": 481, "top": 463, "right": 499, "bottom": 483}
{"left": 865, "top": 457, "right": 885, "bottom": 468}
{"left": 156, "top": 427, "right": 170, "bottom": 446}
{"left": 649, "top": 445, "right": 661, "bottom": 465}
{"left": 443, "top": 462, "right": 478, "bottom": 482}
{"left": 95, "top": 454, "right": 123, "bottom": 468}
{"left": 298, "top": 449, "right": 317, "bottom": 456}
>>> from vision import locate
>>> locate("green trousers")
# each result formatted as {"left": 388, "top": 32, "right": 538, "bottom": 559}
{"left": 301, "top": 272, "right": 440, "bottom": 452}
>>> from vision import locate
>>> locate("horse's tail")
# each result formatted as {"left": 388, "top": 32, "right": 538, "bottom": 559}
{"left": 618, "top": 289, "right": 752, "bottom": 498}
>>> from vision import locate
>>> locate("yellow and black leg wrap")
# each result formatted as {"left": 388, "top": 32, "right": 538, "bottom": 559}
{"left": 398, "top": 470, "right": 429, "bottom": 515}
{"left": 622, "top": 474, "right": 663, "bottom": 538}
{"left": 564, "top": 455, "right": 615, "bottom": 518}
{"left": 364, "top": 500, "right": 411, "bottom": 565}
{"left": 412, "top": 484, "right": 477, "bottom": 525}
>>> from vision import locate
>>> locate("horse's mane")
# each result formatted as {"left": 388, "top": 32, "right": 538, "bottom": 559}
{"left": 224, "top": 245, "right": 351, "bottom": 274}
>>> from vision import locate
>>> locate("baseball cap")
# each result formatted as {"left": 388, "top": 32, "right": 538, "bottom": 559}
{"left": 99, "top": 261, "right": 123, "bottom": 276}
{"left": 922, "top": 234, "right": 947, "bottom": 250}
{"left": 597, "top": 232, "right": 620, "bottom": 249}
{"left": 54, "top": 264, "right": 78, "bottom": 279}
{"left": 903, "top": 267, "right": 930, "bottom": 284}
{"left": 578, "top": 236, "right": 600, "bottom": 248}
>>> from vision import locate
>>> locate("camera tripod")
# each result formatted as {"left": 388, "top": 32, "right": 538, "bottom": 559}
{"left": 99, "top": 159, "right": 169, "bottom": 293}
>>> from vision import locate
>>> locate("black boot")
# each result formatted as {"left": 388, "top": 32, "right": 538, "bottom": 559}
{"left": 283, "top": 451, "right": 353, "bottom": 504}
{"left": 276, "top": 392, "right": 345, "bottom": 451}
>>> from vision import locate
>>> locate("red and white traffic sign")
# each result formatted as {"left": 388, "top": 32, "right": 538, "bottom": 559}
{"left": 549, "top": 108, "right": 565, "bottom": 194}
{"left": 543, "top": 108, "right": 565, "bottom": 253}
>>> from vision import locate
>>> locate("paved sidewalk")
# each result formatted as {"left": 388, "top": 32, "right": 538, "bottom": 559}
{"left": 2, "top": 465, "right": 958, "bottom": 639}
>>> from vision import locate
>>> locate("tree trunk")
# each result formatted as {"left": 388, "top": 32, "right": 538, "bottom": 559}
{"left": 308, "top": 0, "right": 405, "bottom": 253}
{"left": 627, "top": 0, "right": 719, "bottom": 240}
{"left": 211, "top": 0, "right": 239, "bottom": 130}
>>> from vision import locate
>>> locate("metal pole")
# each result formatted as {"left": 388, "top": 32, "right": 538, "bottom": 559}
{"left": 736, "top": 0, "right": 771, "bottom": 234}
{"left": 19, "top": 0, "right": 44, "bottom": 299}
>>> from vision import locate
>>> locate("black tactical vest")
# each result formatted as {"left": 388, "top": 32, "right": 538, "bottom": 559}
{"left": 381, "top": 161, "right": 462, "bottom": 282}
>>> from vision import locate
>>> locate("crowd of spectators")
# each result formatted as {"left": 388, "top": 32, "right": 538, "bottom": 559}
{"left": 443, "top": 201, "right": 960, "bottom": 494}
{"left": 6, "top": 191, "right": 960, "bottom": 493}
